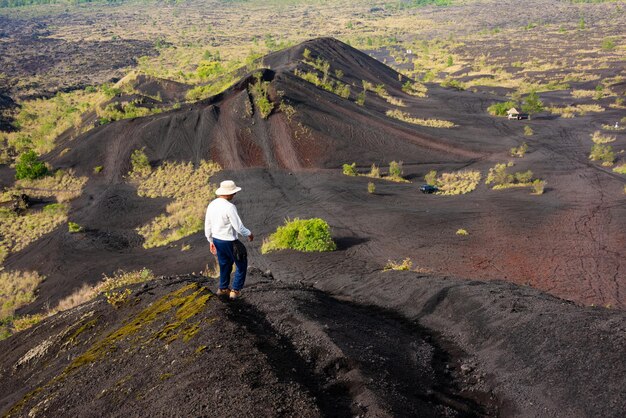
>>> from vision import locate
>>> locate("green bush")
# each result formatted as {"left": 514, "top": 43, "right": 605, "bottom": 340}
{"left": 261, "top": 218, "right": 336, "bottom": 253}
{"left": 522, "top": 91, "right": 543, "bottom": 114}
{"left": 425, "top": 170, "right": 437, "bottom": 185}
{"left": 130, "top": 148, "right": 151, "bottom": 177}
{"left": 487, "top": 101, "right": 517, "bottom": 116}
{"left": 524, "top": 126, "right": 533, "bottom": 136}
{"left": 342, "top": 162, "right": 358, "bottom": 176}
{"left": 68, "top": 222, "right": 84, "bottom": 233}
{"left": 367, "top": 182, "right": 376, "bottom": 194}
{"left": 589, "top": 144, "right": 615, "bottom": 166}
{"left": 389, "top": 161, "right": 403, "bottom": 178}
{"left": 14, "top": 151, "right": 48, "bottom": 180}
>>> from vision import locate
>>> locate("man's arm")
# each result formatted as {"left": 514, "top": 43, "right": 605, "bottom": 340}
{"left": 205, "top": 205, "right": 217, "bottom": 254}
{"left": 228, "top": 205, "right": 253, "bottom": 241}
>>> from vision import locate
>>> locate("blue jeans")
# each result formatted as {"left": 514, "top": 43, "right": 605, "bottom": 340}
{"left": 213, "top": 238, "right": 247, "bottom": 291}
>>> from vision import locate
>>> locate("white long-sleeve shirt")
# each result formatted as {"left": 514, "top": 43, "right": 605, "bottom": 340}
{"left": 204, "top": 198, "right": 251, "bottom": 243}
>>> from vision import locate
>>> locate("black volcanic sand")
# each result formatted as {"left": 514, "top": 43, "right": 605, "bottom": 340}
{"left": 0, "top": 274, "right": 499, "bottom": 417}
{"left": 1, "top": 273, "right": 624, "bottom": 417}
{"left": 0, "top": 37, "right": 625, "bottom": 416}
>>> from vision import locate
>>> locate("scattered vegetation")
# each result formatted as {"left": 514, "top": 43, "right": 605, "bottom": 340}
{"left": 362, "top": 80, "right": 404, "bottom": 106}
{"left": 613, "top": 164, "right": 626, "bottom": 174}
{"left": 0, "top": 270, "right": 45, "bottom": 340}
{"left": 589, "top": 144, "right": 615, "bottom": 166}
{"left": 0, "top": 203, "right": 68, "bottom": 260}
{"left": 441, "top": 78, "right": 466, "bottom": 91}
{"left": 591, "top": 131, "right": 616, "bottom": 144}
{"left": 3, "top": 89, "right": 100, "bottom": 155}
{"left": 486, "top": 162, "right": 541, "bottom": 192}
{"left": 104, "top": 288, "right": 132, "bottom": 308}
{"left": 384, "top": 258, "right": 413, "bottom": 271}
{"left": 14, "top": 169, "right": 88, "bottom": 202}
{"left": 510, "top": 142, "right": 528, "bottom": 158}
{"left": 386, "top": 109, "right": 456, "bottom": 128}
{"left": 295, "top": 54, "right": 351, "bottom": 99}
{"left": 426, "top": 170, "right": 481, "bottom": 195}
{"left": 261, "top": 218, "right": 336, "bottom": 253}
{"left": 249, "top": 72, "right": 274, "bottom": 119}
{"left": 402, "top": 80, "right": 428, "bottom": 97}
{"left": 548, "top": 104, "right": 604, "bottom": 118}
{"left": 135, "top": 160, "right": 221, "bottom": 248}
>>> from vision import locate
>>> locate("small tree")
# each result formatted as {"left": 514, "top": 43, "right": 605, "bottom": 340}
{"left": 130, "top": 148, "right": 151, "bottom": 177}
{"left": 425, "top": 170, "right": 438, "bottom": 185}
{"left": 15, "top": 150, "right": 48, "bottom": 180}
{"left": 522, "top": 91, "right": 543, "bottom": 114}
{"left": 389, "top": 161, "right": 403, "bottom": 178}
{"left": 342, "top": 163, "right": 358, "bottom": 176}
{"left": 369, "top": 163, "right": 380, "bottom": 178}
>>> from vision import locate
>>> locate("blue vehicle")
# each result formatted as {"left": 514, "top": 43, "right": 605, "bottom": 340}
{"left": 420, "top": 184, "right": 438, "bottom": 194}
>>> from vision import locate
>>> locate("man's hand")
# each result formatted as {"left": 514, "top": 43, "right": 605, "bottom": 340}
{"left": 248, "top": 233, "right": 254, "bottom": 242}
{"left": 210, "top": 242, "right": 217, "bottom": 255}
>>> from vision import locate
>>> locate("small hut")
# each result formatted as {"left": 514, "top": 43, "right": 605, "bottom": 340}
{"left": 507, "top": 108, "right": 529, "bottom": 120}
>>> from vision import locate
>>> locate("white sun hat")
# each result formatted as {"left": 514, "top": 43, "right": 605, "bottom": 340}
{"left": 215, "top": 180, "right": 242, "bottom": 195}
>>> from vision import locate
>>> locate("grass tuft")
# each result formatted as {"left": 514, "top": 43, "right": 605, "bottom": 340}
{"left": 135, "top": 160, "right": 221, "bottom": 248}
{"left": 386, "top": 109, "right": 456, "bottom": 128}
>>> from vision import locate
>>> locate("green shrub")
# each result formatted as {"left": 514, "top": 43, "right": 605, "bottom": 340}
{"left": 389, "top": 161, "right": 403, "bottom": 178}
{"left": 613, "top": 165, "right": 626, "bottom": 174}
{"left": 425, "top": 170, "right": 437, "bottom": 185}
{"left": 601, "top": 38, "right": 616, "bottom": 51}
{"left": 130, "top": 148, "right": 151, "bottom": 177}
{"left": 14, "top": 151, "right": 48, "bottom": 180}
{"left": 531, "top": 179, "right": 546, "bottom": 195}
{"left": 384, "top": 258, "right": 412, "bottom": 271}
{"left": 342, "top": 162, "right": 358, "bottom": 176}
{"left": 487, "top": 101, "right": 517, "bottom": 116}
{"left": 522, "top": 91, "right": 543, "bottom": 114}
{"left": 364, "top": 163, "right": 378, "bottom": 178}
{"left": 93, "top": 165, "right": 104, "bottom": 174}
{"left": 249, "top": 73, "right": 274, "bottom": 119}
{"left": 514, "top": 170, "right": 533, "bottom": 183}
{"left": 510, "top": 142, "right": 528, "bottom": 157}
{"left": 456, "top": 229, "right": 468, "bottom": 236}
{"left": 68, "top": 222, "right": 84, "bottom": 233}
{"left": 524, "top": 126, "right": 534, "bottom": 136}
{"left": 261, "top": 218, "right": 336, "bottom": 253}
{"left": 433, "top": 170, "right": 482, "bottom": 195}
{"left": 367, "top": 182, "right": 376, "bottom": 194}
{"left": 589, "top": 144, "right": 615, "bottom": 166}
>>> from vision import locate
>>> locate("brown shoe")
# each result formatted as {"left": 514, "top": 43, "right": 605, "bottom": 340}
{"left": 216, "top": 288, "right": 230, "bottom": 296}
{"left": 229, "top": 290, "right": 241, "bottom": 300}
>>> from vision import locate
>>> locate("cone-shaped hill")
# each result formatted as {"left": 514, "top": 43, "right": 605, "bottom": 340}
{"left": 49, "top": 37, "right": 483, "bottom": 178}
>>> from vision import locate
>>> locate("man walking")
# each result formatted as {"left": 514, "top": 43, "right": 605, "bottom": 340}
{"left": 205, "top": 180, "right": 254, "bottom": 300}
